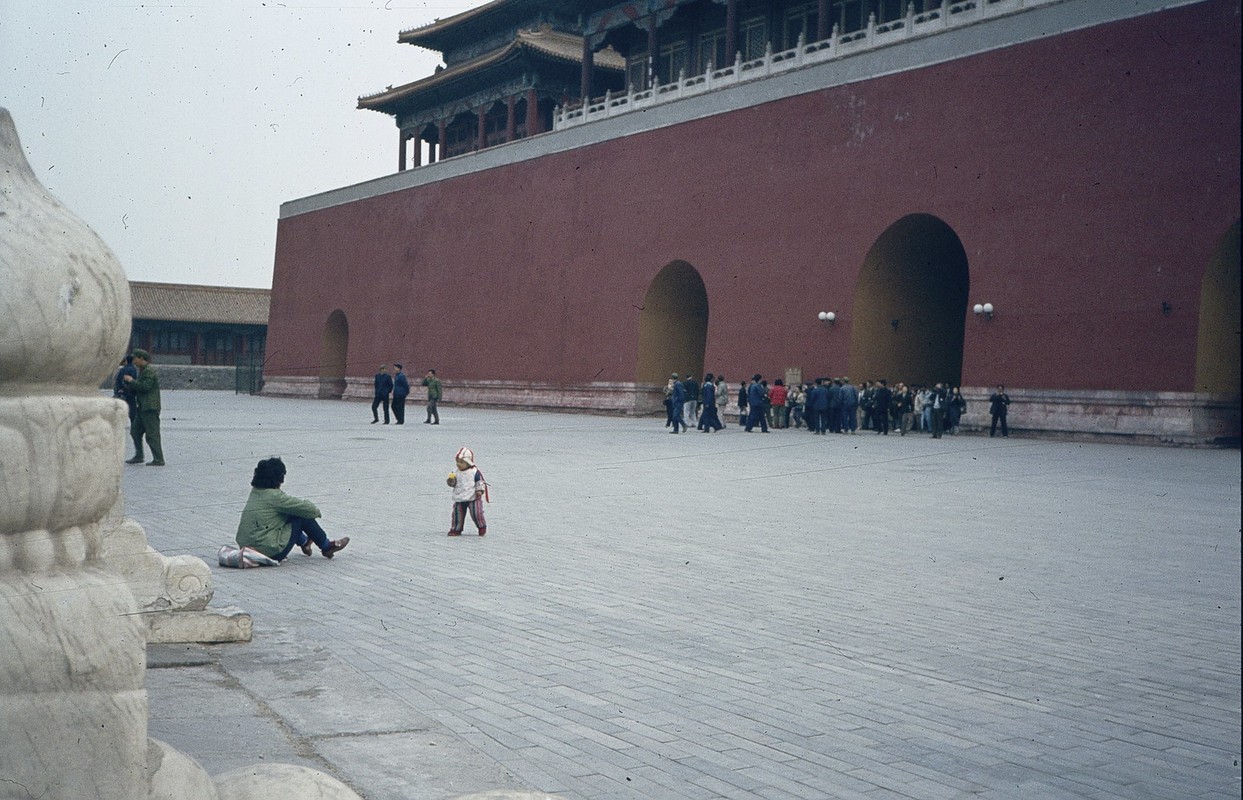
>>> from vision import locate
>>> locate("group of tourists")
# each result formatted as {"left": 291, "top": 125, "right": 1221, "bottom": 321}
{"left": 371, "top": 364, "right": 441, "bottom": 425}
{"left": 664, "top": 373, "right": 1012, "bottom": 438}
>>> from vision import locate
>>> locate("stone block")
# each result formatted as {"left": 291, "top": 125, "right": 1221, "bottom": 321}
{"left": 146, "top": 606, "right": 253, "bottom": 644}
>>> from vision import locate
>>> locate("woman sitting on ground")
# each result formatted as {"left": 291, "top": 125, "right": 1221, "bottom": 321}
{"left": 236, "top": 457, "right": 349, "bottom": 561}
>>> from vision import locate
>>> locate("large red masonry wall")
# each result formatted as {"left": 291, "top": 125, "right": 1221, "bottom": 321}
{"left": 268, "top": 0, "right": 1240, "bottom": 394}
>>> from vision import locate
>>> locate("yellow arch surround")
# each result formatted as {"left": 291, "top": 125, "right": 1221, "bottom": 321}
{"left": 319, "top": 309, "right": 349, "bottom": 399}
{"left": 635, "top": 261, "right": 708, "bottom": 387}
{"left": 1194, "top": 220, "right": 1241, "bottom": 394}
{"left": 849, "top": 214, "right": 969, "bottom": 386}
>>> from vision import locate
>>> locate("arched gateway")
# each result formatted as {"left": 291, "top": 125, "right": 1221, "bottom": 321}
{"left": 319, "top": 309, "right": 349, "bottom": 399}
{"left": 635, "top": 261, "right": 708, "bottom": 387}
{"left": 849, "top": 214, "right": 969, "bottom": 386}
{"left": 1194, "top": 220, "right": 1241, "bottom": 394}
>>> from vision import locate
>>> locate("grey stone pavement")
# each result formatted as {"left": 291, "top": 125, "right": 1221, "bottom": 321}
{"left": 129, "top": 392, "right": 1241, "bottom": 800}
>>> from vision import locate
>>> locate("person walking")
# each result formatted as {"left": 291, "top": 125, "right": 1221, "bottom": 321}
{"left": 122, "top": 349, "right": 165, "bottom": 466}
{"left": 698, "top": 372, "right": 723, "bottom": 432}
{"left": 669, "top": 373, "right": 686, "bottom": 433}
{"left": 989, "top": 384, "right": 1011, "bottom": 437}
{"left": 391, "top": 364, "right": 410, "bottom": 424}
{"left": 371, "top": 364, "right": 393, "bottom": 424}
{"left": 715, "top": 374, "right": 730, "bottom": 428}
{"left": 423, "top": 369, "right": 442, "bottom": 424}
{"left": 682, "top": 374, "right": 699, "bottom": 427}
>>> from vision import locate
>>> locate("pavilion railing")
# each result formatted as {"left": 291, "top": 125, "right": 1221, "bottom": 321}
{"left": 555, "top": 0, "right": 1054, "bottom": 130}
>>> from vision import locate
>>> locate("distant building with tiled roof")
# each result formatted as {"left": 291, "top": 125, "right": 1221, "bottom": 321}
{"left": 361, "top": 14, "right": 625, "bottom": 168}
{"left": 128, "top": 281, "right": 268, "bottom": 367}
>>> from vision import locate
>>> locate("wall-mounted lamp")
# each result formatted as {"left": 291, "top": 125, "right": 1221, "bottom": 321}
{"left": 972, "top": 302, "right": 995, "bottom": 321}
{"left": 817, "top": 311, "right": 837, "bottom": 324}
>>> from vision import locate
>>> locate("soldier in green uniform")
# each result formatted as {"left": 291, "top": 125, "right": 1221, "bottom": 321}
{"left": 422, "top": 368, "right": 442, "bottom": 424}
{"left": 122, "top": 348, "right": 165, "bottom": 466}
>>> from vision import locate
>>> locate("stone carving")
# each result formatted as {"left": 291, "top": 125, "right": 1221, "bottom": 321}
{"left": 0, "top": 108, "right": 359, "bottom": 800}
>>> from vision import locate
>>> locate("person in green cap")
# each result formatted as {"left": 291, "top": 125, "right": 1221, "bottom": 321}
{"left": 122, "top": 348, "right": 164, "bottom": 466}
{"left": 422, "top": 368, "right": 442, "bottom": 424}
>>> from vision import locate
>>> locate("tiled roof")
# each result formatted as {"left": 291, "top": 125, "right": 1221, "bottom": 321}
{"left": 398, "top": 0, "right": 512, "bottom": 45}
{"left": 130, "top": 281, "right": 270, "bottom": 325}
{"left": 360, "top": 28, "right": 623, "bottom": 110}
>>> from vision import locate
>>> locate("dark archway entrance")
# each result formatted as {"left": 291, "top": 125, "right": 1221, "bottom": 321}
{"left": 849, "top": 214, "right": 969, "bottom": 386}
{"left": 319, "top": 309, "right": 348, "bottom": 399}
{"left": 636, "top": 261, "right": 708, "bottom": 387}
{"left": 1195, "top": 219, "right": 1241, "bottom": 394}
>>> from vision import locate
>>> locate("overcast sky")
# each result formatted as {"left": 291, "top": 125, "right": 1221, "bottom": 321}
{"left": 2, "top": 0, "right": 479, "bottom": 289}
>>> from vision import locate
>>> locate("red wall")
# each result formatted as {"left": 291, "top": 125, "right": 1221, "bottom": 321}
{"left": 269, "top": 0, "right": 1240, "bottom": 393}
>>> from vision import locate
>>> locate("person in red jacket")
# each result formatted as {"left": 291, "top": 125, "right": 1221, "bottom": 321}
{"left": 769, "top": 379, "right": 789, "bottom": 428}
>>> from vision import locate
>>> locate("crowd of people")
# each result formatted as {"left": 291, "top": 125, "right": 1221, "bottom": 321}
{"left": 664, "top": 373, "right": 1012, "bottom": 438}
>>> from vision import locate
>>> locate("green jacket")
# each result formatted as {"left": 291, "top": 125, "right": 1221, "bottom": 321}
{"left": 236, "top": 488, "right": 321, "bottom": 557}
{"left": 423, "top": 376, "right": 442, "bottom": 400}
{"left": 130, "top": 364, "right": 161, "bottom": 411}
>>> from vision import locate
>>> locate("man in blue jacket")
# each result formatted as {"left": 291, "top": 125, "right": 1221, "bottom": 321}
{"left": 744, "top": 374, "right": 769, "bottom": 432}
{"left": 391, "top": 364, "right": 410, "bottom": 424}
{"left": 669, "top": 373, "right": 686, "bottom": 433}
{"left": 371, "top": 364, "right": 393, "bottom": 424}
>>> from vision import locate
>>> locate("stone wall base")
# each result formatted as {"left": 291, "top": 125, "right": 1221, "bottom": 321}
{"left": 262, "top": 378, "right": 1240, "bottom": 447}
{"left": 956, "top": 387, "right": 1240, "bottom": 447}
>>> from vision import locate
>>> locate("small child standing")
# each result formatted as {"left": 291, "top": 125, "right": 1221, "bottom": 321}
{"left": 446, "top": 446, "right": 488, "bottom": 536}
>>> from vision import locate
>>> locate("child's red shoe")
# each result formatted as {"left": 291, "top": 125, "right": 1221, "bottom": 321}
{"left": 477, "top": 528, "right": 487, "bottom": 536}
{"left": 447, "top": 530, "right": 461, "bottom": 537}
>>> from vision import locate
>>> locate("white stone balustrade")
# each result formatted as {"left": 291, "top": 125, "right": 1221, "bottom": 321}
{"left": 556, "top": 0, "right": 1049, "bottom": 130}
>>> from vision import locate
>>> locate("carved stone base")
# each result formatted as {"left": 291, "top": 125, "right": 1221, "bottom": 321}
{"left": 146, "top": 606, "right": 254, "bottom": 644}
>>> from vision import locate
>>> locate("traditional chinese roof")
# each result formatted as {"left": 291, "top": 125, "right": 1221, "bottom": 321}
{"left": 398, "top": 0, "right": 592, "bottom": 50}
{"left": 130, "top": 281, "right": 270, "bottom": 326}
{"left": 360, "top": 27, "right": 624, "bottom": 113}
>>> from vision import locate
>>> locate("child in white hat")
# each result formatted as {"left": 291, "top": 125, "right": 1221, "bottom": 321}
{"left": 446, "top": 447, "right": 488, "bottom": 536}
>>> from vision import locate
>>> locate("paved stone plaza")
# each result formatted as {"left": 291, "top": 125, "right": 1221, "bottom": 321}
{"left": 132, "top": 392, "right": 1241, "bottom": 800}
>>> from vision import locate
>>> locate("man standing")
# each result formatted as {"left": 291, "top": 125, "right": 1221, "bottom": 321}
{"left": 809, "top": 378, "right": 829, "bottom": 434}
{"left": 930, "top": 383, "right": 949, "bottom": 439}
{"left": 840, "top": 378, "right": 859, "bottom": 434}
{"left": 423, "top": 368, "right": 442, "bottom": 424}
{"left": 873, "top": 379, "right": 892, "bottom": 435}
{"left": 114, "top": 355, "right": 139, "bottom": 425}
{"left": 682, "top": 374, "right": 699, "bottom": 427}
{"left": 744, "top": 374, "right": 769, "bottom": 433}
{"left": 371, "top": 364, "right": 393, "bottom": 424}
{"left": 391, "top": 364, "right": 410, "bottom": 424}
{"left": 122, "top": 349, "right": 164, "bottom": 466}
{"left": 989, "top": 384, "right": 1011, "bottom": 437}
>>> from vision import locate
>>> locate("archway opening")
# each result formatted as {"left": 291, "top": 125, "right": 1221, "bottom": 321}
{"left": 1195, "top": 219, "right": 1241, "bottom": 394}
{"left": 319, "top": 309, "right": 348, "bottom": 399}
{"left": 636, "top": 261, "right": 708, "bottom": 387}
{"left": 849, "top": 214, "right": 969, "bottom": 386}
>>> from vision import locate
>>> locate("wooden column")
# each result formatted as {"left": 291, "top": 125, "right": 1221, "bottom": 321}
{"left": 580, "top": 36, "right": 594, "bottom": 101}
{"left": 725, "top": 0, "right": 738, "bottom": 63}
{"left": 506, "top": 96, "right": 516, "bottom": 141}
{"left": 438, "top": 119, "right": 447, "bottom": 159}
{"left": 398, "top": 132, "right": 407, "bottom": 172}
{"left": 526, "top": 89, "right": 540, "bottom": 135}
{"left": 817, "top": 0, "right": 830, "bottom": 41}
{"left": 476, "top": 106, "right": 487, "bottom": 151}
